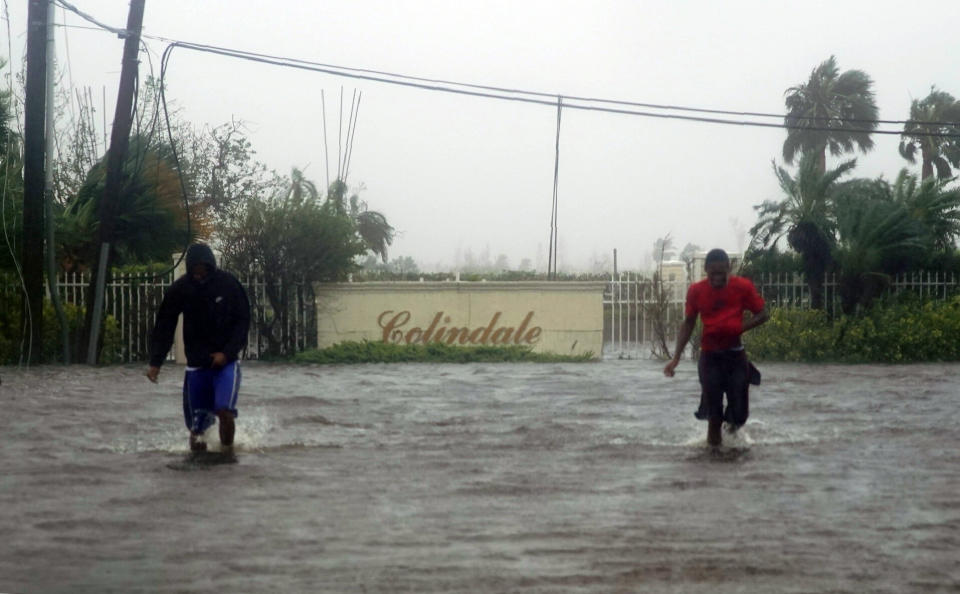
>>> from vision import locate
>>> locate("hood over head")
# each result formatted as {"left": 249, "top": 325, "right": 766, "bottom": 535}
{"left": 185, "top": 244, "right": 218, "bottom": 274}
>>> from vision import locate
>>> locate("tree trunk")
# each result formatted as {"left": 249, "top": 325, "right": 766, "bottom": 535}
{"left": 262, "top": 277, "right": 285, "bottom": 356}
{"left": 808, "top": 271, "right": 825, "bottom": 311}
{"left": 789, "top": 223, "right": 831, "bottom": 311}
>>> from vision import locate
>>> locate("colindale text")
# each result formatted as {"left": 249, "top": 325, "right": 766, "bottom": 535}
{"left": 378, "top": 311, "right": 542, "bottom": 346}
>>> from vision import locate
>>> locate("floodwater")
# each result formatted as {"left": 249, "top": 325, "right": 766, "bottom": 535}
{"left": 1, "top": 360, "right": 958, "bottom": 593}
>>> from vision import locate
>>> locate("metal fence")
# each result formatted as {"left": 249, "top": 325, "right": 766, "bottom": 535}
{"left": 604, "top": 271, "right": 960, "bottom": 358}
{"left": 1, "top": 271, "right": 314, "bottom": 363}
{"left": 7, "top": 269, "right": 959, "bottom": 362}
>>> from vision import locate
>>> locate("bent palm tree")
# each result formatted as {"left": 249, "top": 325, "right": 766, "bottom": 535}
{"left": 58, "top": 135, "right": 209, "bottom": 271}
{"left": 749, "top": 152, "right": 857, "bottom": 309}
{"left": 891, "top": 169, "right": 960, "bottom": 253}
{"left": 832, "top": 182, "right": 925, "bottom": 313}
{"left": 783, "top": 56, "right": 878, "bottom": 173}
{"left": 899, "top": 87, "right": 960, "bottom": 180}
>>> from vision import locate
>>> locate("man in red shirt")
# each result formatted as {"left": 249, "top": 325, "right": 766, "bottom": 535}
{"left": 663, "top": 249, "right": 769, "bottom": 446}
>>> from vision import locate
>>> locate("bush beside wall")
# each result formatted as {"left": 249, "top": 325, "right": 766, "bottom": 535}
{"left": 745, "top": 295, "right": 960, "bottom": 363}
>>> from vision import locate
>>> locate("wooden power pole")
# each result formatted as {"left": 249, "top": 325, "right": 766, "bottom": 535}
{"left": 86, "top": 0, "right": 146, "bottom": 364}
{"left": 22, "top": 0, "right": 49, "bottom": 364}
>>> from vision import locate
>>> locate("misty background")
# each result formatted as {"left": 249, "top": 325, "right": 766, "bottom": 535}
{"left": 3, "top": 0, "right": 957, "bottom": 272}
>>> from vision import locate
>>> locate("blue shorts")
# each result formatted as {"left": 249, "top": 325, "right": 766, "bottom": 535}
{"left": 182, "top": 361, "right": 241, "bottom": 434}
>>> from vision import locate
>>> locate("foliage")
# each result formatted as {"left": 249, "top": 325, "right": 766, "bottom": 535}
{"left": 783, "top": 55, "right": 878, "bottom": 171}
{"left": 750, "top": 153, "right": 856, "bottom": 308}
{"left": 293, "top": 340, "right": 594, "bottom": 364}
{"left": 745, "top": 295, "right": 960, "bottom": 362}
{"left": 890, "top": 170, "right": 960, "bottom": 254}
{"left": 219, "top": 170, "right": 367, "bottom": 356}
{"left": 898, "top": 86, "right": 960, "bottom": 180}
{"left": 0, "top": 300, "right": 121, "bottom": 364}
{"left": 825, "top": 170, "right": 960, "bottom": 313}
{"left": 0, "top": 59, "right": 15, "bottom": 159}
{"left": 652, "top": 236, "right": 675, "bottom": 262}
{"left": 181, "top": 118, "right": 274, "bottom": 228}
{"left": 742, "top": 246, "right": 803, "bottom": 276}
{"left": 649, "top": 234, "right": 676, "bottom": 359}
{"left": 326, "top": 179, "right": 395, "bottom": 262}
{"left": 357, "top": 254, "right": 420, "bottom": 277}
{"left": 678, "top": 242, "right": 702, "bottom": 277}
{"left": 0, "top": 68, "right": 22, "bottom": 273}
{"left": 56, "top": 135, "right": 208, "bottom": 272}
{"left": 832, "top": 177, "right": 926, "bottom": 313}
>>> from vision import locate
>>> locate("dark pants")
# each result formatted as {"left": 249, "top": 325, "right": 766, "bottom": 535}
{"left": 695, "top": 349, "right": 757, "bottom": 427}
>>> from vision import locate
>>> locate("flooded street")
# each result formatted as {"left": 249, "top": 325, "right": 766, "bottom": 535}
{"left": 1, "top": 360, "right": 958, "bottom": 593}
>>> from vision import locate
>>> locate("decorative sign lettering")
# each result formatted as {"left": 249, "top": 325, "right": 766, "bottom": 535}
{"left": 378, "top": 311, "right": 542, "bottom": 346}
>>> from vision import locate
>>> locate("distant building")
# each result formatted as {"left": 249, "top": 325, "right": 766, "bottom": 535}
{"left": 658, "top": 260, "right": 687, "bottom": 283}
{"left": 656, "top": 260, "right": 688, "bottom": 301}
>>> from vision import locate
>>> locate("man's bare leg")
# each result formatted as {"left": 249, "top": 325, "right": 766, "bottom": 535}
{"left": 707, "top": 418, "right": 722, "bottom": 446}
{"left": 217, "top": 410, "right": 235, "bottom": 453}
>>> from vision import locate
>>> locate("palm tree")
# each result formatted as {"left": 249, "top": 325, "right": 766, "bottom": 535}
{"left": 325, "top": 179, "right": 394, "bottom": 262}
{"left": 58, "top": 135, "right": 208, "bottom": 271}
{"left": 832, "top": 180, "right": 925, "bottom": 313}
{"left": 891, "top": 169, "right": 960, "bottom": 253}
{"left": 749, "top": 152, "right": 857, "bottom": 309}
{"left": 288, "top": 167, "right": 319, "bottom": 205}
{"left": 783, "top": 56, "right": 878, "bottom": 173}
{"left": 899, "top": 87, "right": 960, "bottom": 180}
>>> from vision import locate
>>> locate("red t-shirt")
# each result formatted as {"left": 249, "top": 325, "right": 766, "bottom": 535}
{"left": 685, "top": 276, "right": 765, "bottom": 352}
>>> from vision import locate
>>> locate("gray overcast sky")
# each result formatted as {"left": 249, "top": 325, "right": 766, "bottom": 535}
{"left": 4, "top": 0, "right": 959, "bottom": 272}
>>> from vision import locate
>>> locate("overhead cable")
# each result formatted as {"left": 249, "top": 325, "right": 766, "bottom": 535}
{"left": 157, "top": 41, "right": 960, "bottom": 138}
{"left": 54, "top": 0, "right": 128, "bottom": 38}
{"left": 44, "top": 7, "right": 960, "bottom": 132}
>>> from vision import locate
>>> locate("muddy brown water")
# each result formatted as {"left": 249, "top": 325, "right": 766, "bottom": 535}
{"left": 1, "top": 361, "right": 958, "bottom": 593}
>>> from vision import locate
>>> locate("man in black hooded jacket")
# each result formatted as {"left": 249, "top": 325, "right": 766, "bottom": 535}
{"left": 147, "top": 244, "right": 250, "bottom": 453}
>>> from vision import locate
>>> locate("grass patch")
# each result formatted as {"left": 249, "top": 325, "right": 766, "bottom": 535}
{"left": 293, "top": 340, "right": 595, "bottom": 364}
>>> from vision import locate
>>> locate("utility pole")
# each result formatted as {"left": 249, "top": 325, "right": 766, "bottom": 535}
{"left": 22, "top": 0, "right": 49, "bottom": 365}
{"left": 86, "top": 0, "right": 146, "bottom": 365}
{"left": 44, "top": 0, "right": 70, "bottom": 363}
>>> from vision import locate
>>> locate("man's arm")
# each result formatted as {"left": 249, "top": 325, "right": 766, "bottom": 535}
{"left": 741, "top": 307, "right": 769, "bottom": 334}
{"left": 740, "top": 277, "right": 768, "bottom": 335}
{"left": 663, "top": 313, "right": 697, "bottom": 377}
{"left": 146, "top": 285, "right": 182, "bottom": 380}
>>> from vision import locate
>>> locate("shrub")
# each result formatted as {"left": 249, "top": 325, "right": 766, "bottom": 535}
{"left": 293, "top": 340, "right": 594, "bottom": 364}
{"left": 0, "top": 301, "right": 121, "bottom": 364}
{"left": 745, "top": 295, "right": 960, "bottom": 363}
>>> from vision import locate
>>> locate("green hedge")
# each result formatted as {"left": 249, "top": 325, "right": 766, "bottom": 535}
{"left": 293, "top": 340, "right": 594, "bottom": 364}
{"left": 0, "top": 301, "right": 122, "bottom": 365}
{"left": 745, "top": 295, "right": 960, "bottom": 362}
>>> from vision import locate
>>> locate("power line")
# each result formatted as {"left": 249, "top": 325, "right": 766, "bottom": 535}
{"left": 42, "top": 4, "right": 960, "bottom": 132}
{"left": 150, "top": 38, "right": 960, "bottom": 128}
{"left": 157, "top": 40, "right": 960, "bottom": 139}
{"left": 54, "top": 0, "right": 128, "bottom": 37}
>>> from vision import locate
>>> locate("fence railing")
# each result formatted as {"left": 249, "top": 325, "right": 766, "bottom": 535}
{"left": 604, "top": 271, "right": 960, "bottom": 357}
{"left": 1, "top": 271, "right": 314, "bottom": 363}
{"left": 6, "top": 269, "right": 959, "bottom": 362}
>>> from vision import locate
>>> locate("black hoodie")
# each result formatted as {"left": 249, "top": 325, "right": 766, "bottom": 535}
{"left": 148, "top": 244, "right": 250, "bottom": 368}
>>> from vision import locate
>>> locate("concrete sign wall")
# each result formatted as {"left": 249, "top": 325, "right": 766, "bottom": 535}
{"left": 315, "top": 281, "right": 606, "bottom": 359}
